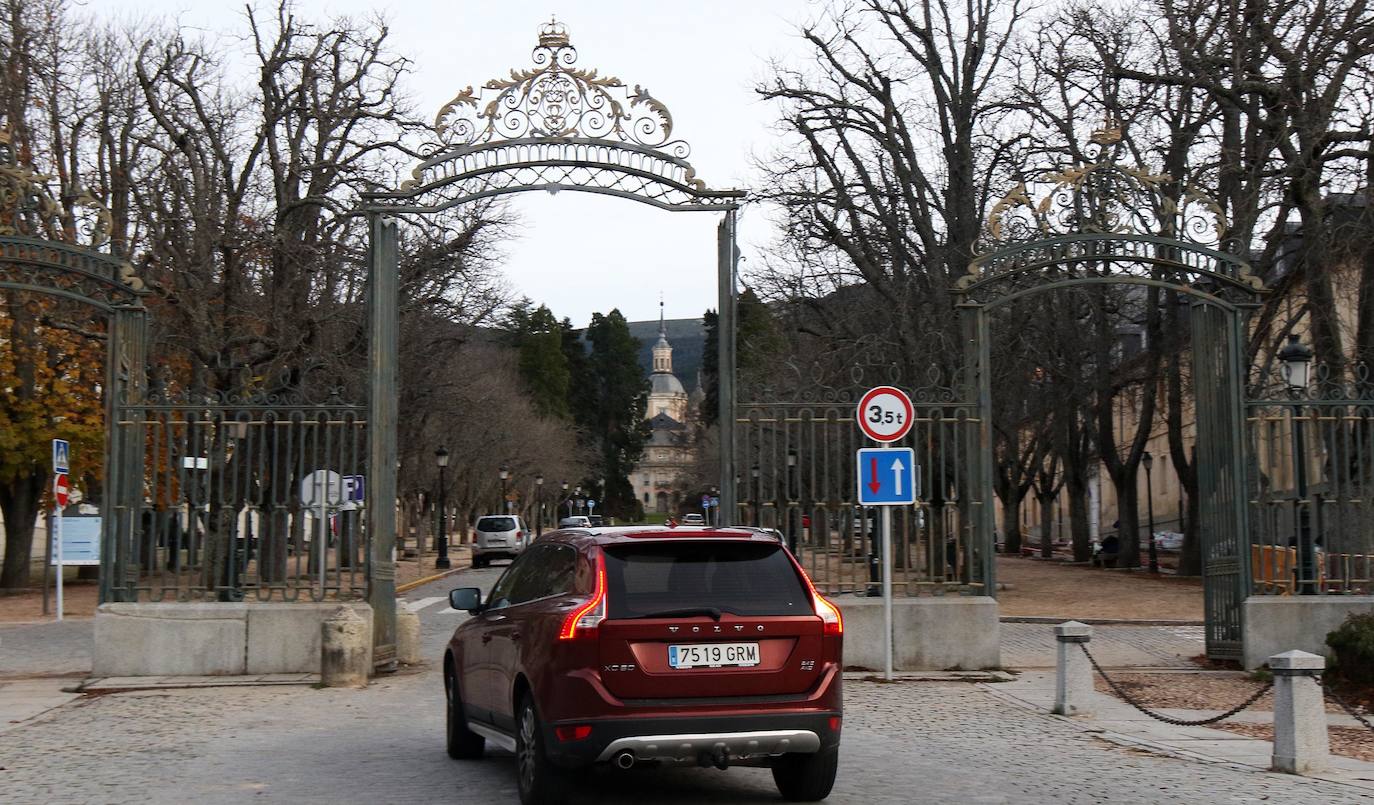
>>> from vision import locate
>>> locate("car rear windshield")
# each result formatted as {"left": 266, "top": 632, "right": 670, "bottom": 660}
{"left": 603, "top": 541, "right": 811, "bottom": 619}
{"left": 477, "top": 517, "right": 517, "bottom": 532}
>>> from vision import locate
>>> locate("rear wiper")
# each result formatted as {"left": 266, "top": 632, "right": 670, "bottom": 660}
{"left": 631, "top": 606, "right": 723, "bottom": 621}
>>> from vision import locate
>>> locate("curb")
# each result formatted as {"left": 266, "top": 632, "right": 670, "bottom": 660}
{"left": 396, "top": 564, "right": 468, "bottom": 594}
{"left": 1000, "top": 616, "right": 1204, "bottom": 626}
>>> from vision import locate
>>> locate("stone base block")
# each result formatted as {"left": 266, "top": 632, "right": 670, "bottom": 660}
{"left": 1243, "top": 596, "right": 1374, "bottom": 670}
{"left": 834, "top": 596, "right": 1000, "bottom": 671}
{"left": 95, "top": 602, "right": 373, "bottom": 677}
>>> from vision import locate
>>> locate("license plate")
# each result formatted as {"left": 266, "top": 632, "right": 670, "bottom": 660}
{"left": 668, "top": 642, "right": 760, "bottom": 669}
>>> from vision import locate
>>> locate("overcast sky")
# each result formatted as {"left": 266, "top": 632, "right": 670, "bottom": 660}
{"left": 101, "top": 0, "right": 814, "bottom": 327}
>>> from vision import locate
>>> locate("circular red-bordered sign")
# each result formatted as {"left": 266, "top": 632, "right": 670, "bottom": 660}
{"left": 856, "top": 386, "right": 914, "bottom": 443}
{"left": 54, "top": 472, "right": 70, "bottom": 507}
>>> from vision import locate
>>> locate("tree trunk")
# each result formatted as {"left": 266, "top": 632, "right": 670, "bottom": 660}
{"left": 1177, "top": 473, "right": 1203, "bottom": 576}
{"left": 1001, "top": 496, "right": 1022, "bottom": 555}
{"left": 1115, "top": 478, "right": 1142, "bottom": 569}
{"left": 1067, "top": 477, "right": 1092, "bottom": 562}
{"left": 0, "top": 470, "right": 45, "bottom": 589}
{"left": 1037, "top": 492, "right": 1054, "bottom": 559}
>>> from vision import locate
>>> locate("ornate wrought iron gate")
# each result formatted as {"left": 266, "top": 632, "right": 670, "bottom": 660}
{"left": 361, "top": 20, "right": 745, "bottom": 661}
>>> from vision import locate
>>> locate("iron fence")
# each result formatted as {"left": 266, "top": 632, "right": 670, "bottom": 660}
{"left": 735, "top": 402, "right": 985, "bottom": 596}
{"left": 109, "top": 393, "right": 369, "bottom": 602}
{"left": 1247, "top": 366, "right": 1374, "bottom": 596}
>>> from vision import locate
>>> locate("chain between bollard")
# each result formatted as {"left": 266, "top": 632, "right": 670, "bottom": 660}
{"left": 1079, "top": 643, "right": 1273, "bottom": 727}
{"left": 1317, "top": 676, "right": 1374, "bottom": 733}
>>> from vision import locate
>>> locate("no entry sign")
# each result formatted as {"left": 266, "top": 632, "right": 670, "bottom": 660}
{"left": 53, "top": 473, "right": 69, "bottom": 507}
{"left": 856, "top": 386, "right": 914, "bottom": 443}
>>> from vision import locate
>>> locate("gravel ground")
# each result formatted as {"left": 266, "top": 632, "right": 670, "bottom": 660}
{"left": 1210, "top": 722, "right": 1374, "bottom": 764}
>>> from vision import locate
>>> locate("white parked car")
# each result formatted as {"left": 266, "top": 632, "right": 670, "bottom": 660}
{"left": 471, "top": 515, "right": 527, "bottom": 568}
{"left": 682, "top": 512, "right": 705, "bottom": 525}
{"left": 559, "top": 515, "right": 592, "bottom": 528}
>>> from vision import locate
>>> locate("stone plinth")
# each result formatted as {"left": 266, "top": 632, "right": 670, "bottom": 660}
{"left": 834, "top": 596, "right": 1000, "bottom": 671}
{"left": 95, "top": 602, "right": 373, "bottom": 677}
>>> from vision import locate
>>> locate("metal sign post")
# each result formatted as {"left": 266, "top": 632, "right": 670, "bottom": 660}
{"left": 51, "top": 439, "right": 69, "bottom": 622}
{"left": 856, "top": 388, "right": 916, "bottom": 682}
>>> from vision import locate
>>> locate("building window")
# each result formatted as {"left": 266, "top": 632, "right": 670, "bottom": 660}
{"left": 643, "top": 492, "right": 649, "bottom": 503}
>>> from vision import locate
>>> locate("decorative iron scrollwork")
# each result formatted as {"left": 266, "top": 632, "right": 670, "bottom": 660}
{"left": 433, "top": 19, "right": 690, "bottom": 160}
{"left": 0, "top": 127, "right": 113, "bottom": 249}
{"left": 983, "top": 133, "right": 1229, "bottom": 250}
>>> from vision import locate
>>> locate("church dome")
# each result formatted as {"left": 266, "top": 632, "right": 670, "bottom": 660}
{"left": 650, "top": 372, "right": 686, "bottom": 395}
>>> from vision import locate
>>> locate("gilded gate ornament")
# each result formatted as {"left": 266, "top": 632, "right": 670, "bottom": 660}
{"left": 433, "top": 19, "right": 688, "bottom": 158}
{"left": 0, "top": 127, "right": 114, "bottom": 250}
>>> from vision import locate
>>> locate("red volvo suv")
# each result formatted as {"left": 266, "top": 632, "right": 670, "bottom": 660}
{"left": 443, "top": 526, "right": 844, "bottom": 804}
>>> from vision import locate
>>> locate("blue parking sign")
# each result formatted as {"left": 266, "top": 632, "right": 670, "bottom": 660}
{"left": 856, "top": 447, "right": 918, "bottom": 506}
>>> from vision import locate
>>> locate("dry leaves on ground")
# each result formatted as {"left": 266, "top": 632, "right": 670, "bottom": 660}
{"left": 1210, "top": 722, "right": 1374, "bottom": 764}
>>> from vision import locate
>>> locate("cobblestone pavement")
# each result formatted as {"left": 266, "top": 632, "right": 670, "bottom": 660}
{"left": 0, "top": 568, "right": 1369, "bottom": 804}
{"left": 1000, "top": 622, "right": 1206, "bottom": 668}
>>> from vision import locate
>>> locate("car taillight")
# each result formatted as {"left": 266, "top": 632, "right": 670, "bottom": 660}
{"left": 559, "top": 552, "right": 606, "bottom": 640}
{"left": 516, "top": 531, "right": 523, "bottom": 539}
{"left": 799, "top": 565, "right": 843, "bottom": 636}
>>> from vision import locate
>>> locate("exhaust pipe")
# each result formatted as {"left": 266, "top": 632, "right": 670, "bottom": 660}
{"left": 613, "top": 751, "right": 636, "bottom": 770}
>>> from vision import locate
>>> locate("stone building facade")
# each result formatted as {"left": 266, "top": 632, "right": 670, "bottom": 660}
{"left": 630, "top": 306, "right": 701, "bottom": 514}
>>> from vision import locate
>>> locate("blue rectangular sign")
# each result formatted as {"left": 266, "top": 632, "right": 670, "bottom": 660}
{"left": 856, "top": 447, "right": 919, "bottom": 506}
{"left": 52, "top": 438, "right": 69, "bottom": 474}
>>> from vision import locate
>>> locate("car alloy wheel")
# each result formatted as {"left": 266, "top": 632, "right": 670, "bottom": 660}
{"left": 519, "top": 705, "right": 536, "bottom": 788}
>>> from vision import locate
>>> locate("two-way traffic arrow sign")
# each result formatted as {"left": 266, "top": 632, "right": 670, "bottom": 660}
{"left": 856, "top": 447, "right": 918, "bottom": 506}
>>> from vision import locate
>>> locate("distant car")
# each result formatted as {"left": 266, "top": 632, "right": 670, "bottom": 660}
{"left": 472, "top": 515, "right": 528, "bottom": 568}
{"left": 587, "top": 515, "right": 605, "bottom": 527}
{"left": 443, "top": 525, "right": 843, "bottom": 804}
{"left": 681, "top": 512, "right": 705, "bottom": 525}
{"left": 559, "top": 516, "right": 592, "bottom": 528}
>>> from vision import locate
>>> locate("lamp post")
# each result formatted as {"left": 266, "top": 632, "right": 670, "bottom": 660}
{"left": 535, "top": 474, "right": 544, "bottom": 537}
{"left": 709, "top": 486, "right": 719, "bottom": 526}
{"left": 499, "top": 465, "right": 510, "bottom": 515}
{"left": 434, "top": 447, "right": 451, "bottom": 569}
{"left": 786, "top": 450, "right": 798, "bottom": 553}
{"left": 1142, "top": 451, "right": 1158, "bottom": 574}
{"left": 562, "top": 480, "right": 570, "bottom": 519}
{"left": 751, "top": 464, "right": 761, "bottom": 528}
{"left": 1279, "top": 334, "right": 1316, "bottom": 595}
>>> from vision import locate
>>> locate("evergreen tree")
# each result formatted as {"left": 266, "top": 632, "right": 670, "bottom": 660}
{"left": 509, "top": 303, "right": 571, "bottom": 419}
{"left": 699, "top": 289, "right": 780, "bottom": 426}
{"left": 583, "top": 309, "right": 649, "bottom": 519}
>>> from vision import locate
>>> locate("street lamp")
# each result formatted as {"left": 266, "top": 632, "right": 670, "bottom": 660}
{"left": 499, "top": 465, "right": 510, "bottom": 515}
{"left": 561, "top": 480, "right": 570, "bottom": 519}
{"left": 1142, "top": 451, "right": 1158, "bottom": 574}
{"left": 1279, "top": 334, "right": 1316, "bottom": 594}
{"left": 751, "top": 464, "right": 761, "bottom": 528}
{"left": 434, "top": 446, "right": 451, "bottom": 569}
{"left": 786, "top": 450, "right": 798, "bottom": 554}
{"left": 535, "top": 474, "right": 544, "bottom": 537}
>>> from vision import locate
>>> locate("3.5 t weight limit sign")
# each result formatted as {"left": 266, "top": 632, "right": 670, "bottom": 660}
{"left": 856, "top": 385, "right": 914, "bottom": 443}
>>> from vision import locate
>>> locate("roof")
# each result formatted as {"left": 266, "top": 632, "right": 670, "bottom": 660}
{"left": 647, "top": 411, "right": 684, "bottom": 430}
{"left": 649, "top": 372, "right": 686, "bottom": 396}
{"left": 537, "top": 525, "right": 778, "bottom": 547}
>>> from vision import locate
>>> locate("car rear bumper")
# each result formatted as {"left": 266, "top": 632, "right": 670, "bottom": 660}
{"left": 544, "top": 711, "right": 840, "bottom": 768}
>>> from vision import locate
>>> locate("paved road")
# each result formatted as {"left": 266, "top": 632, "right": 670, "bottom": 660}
{"left": 0, "top": 565, "right": 1369, "bottom": 804}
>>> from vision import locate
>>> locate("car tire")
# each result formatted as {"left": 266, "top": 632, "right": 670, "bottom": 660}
{"left": 473, "top": 555, "right": 487, "bottom": 569}
{"left": 515, "top": 693, "right": 569, "bottom": 805}
{"left": 445, "top": 664, "right": 484, "bottom": 760}
{"left": 772, "top": 746, "right": 839, "bottom": 802}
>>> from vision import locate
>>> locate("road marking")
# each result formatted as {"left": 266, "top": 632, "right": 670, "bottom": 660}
{"left": 403, "top": 596, "right": 445, "bottom": 613}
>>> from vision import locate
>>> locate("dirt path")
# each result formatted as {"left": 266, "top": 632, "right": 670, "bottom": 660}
{"left": 996, "top": 555, "right": 1204, "bottom": 621}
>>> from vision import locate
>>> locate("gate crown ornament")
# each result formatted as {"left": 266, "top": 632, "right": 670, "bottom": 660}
{"left": 432, "top": 19, "right": 690, "bottom": 161}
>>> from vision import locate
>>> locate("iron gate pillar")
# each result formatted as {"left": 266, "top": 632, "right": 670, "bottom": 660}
{"left": 717, "top": 211, "right": 738, "bottom": 519}
{"left": 367, "top": 215, "right": 400, "bottom": 669}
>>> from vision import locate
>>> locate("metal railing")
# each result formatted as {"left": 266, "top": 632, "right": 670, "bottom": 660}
{"left": 736, "top": 402, "right": 985, "bottom": 596}
{"left": 110, "top": 398, "right": 369, "bottom": 603}
{"left": 1247, "top": 374, "right": 1374, "bottom": 596}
